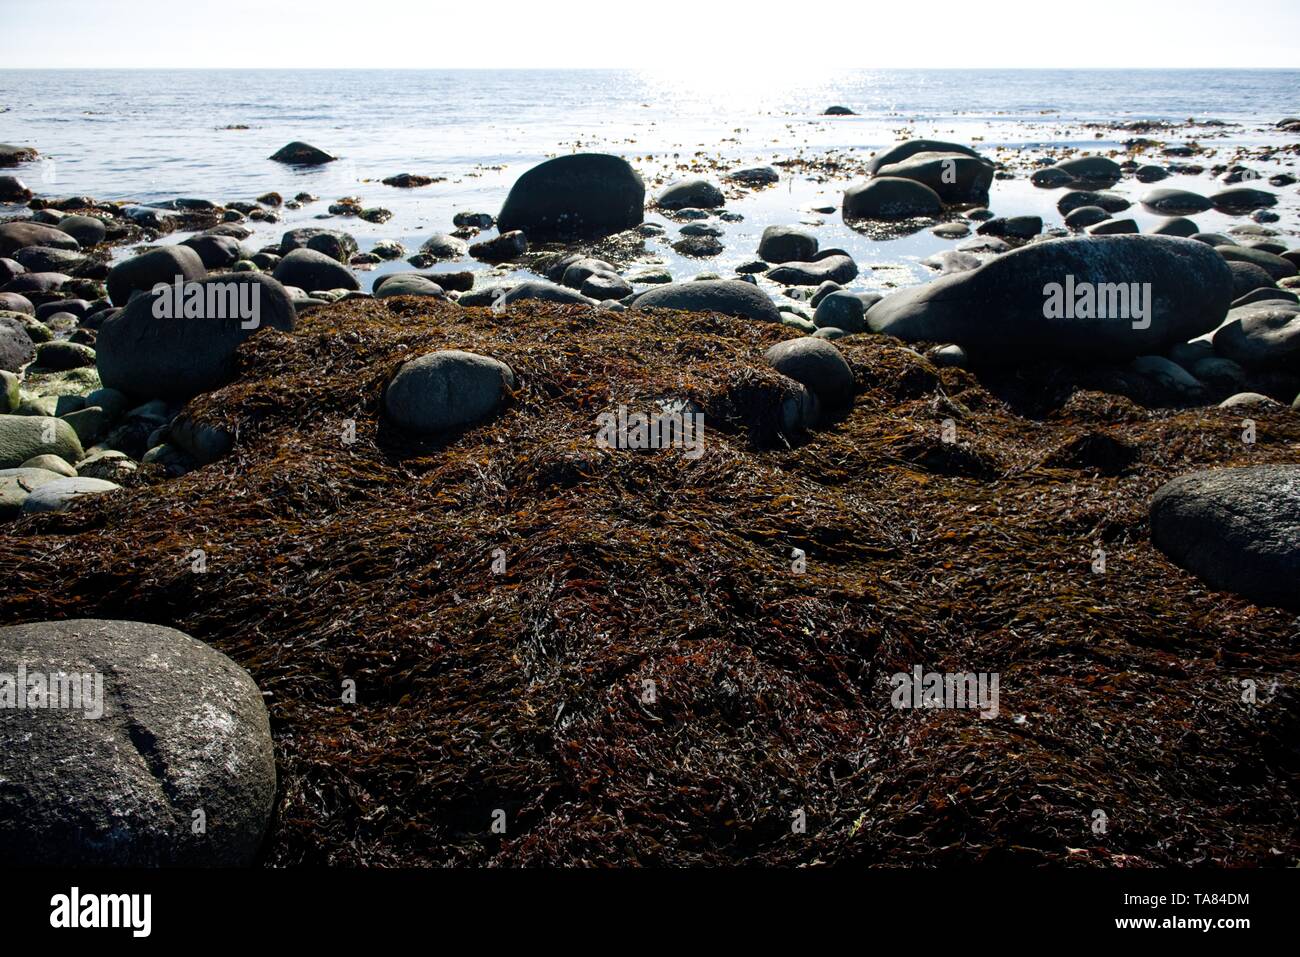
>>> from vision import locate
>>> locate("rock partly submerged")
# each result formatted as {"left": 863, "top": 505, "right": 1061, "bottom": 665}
{"left": 866, "top": 235, "right": 1234, "bottom": 360}
{"left": 497, "top": 153, "right": 645, "bottom": 240}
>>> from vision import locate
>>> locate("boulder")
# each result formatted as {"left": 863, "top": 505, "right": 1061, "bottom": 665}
{"left": 497, "top": 153, "right": 645, "bottom": 240}
{"left": 1216, "top": 245, "right": 1297, "bottom": 281}
{"left": 385, "top": 350, "right": 515, "bottom": 434}
{"left": 632, "top": 279, "right": 782, "bottom": 324}
{"left": 417, "top": 233, "right": 468, "bottom": 261}
{"left": 96, "top": 272, "right": 296, "bottom": 399}
{"left": 500, "top": 281, "right": 593, "bottom": 307}
{"left": 373, "top": 275, "right": 445, "bottom": 299}
{"left": 1058, "top": 191, "right": 1130, "bottom": 216}
{"left": 1047, "top": 155, "right": 1123, "bottom": 188}
{"left": 0, "top": 222, "right": 80, "bottom": 257}
{"left": 764, "top": 337, "right": 855, "bottom": 407}
{"left": 20, "top": 476, "right": 121, "bottom": 513}
{"left": 272, "top": 248, "right": 360, "bottom": 292}
{"left": 758, "top": 226, "right": 818, "bottom": 264}
{"left": 268, "top": 141, "right": 336, "bottom": 165}
{"left": 1064, "top": 206, "right": 1110, "bottom": 230}
{"left": 0, "top": 619, "right": 276, "bottom": 865}
{"left": 181, "top": 234, "right": 244, "bottom": 270}
{"left": 0, "top": 316, "right": 35, "bottom": 373}
{"left": 657, "top": 178, "right": 724, "bottom": 210}
{"left": 1210, "top": 187, "right": 1278, "bottom": 212}
{"left": 843, "top": 177, "right": 942, "bottom": 220}
{"left": 469, "top": 230, "right": 527, "bottom": 263}
{"left": 0, "top": 175, "right": 32, "bottom": 202}
{"left": 866, "top": 235, "right": 1233, "bottom": 361}
{"left": 1150, "top": 466, "right": 1300, "bottom": 611}
{"left": 1212, "top": 301, "right": 1300, "bottom": 371}
{"left": 106, "top": 245, "right": 206, "bottom": 307}
{"left": 0, "top": 467, "right": 65, "bottom": 518}
{"left": 875, "top": 151, "right": 995, "bottom": 204}
{"left": 729, "top": 166, "right": 779, "bottom": 187}
{"left": 1226, "top": 260, "right": 1277, "bottom": 300}
{"left": 1140, "top": 188, "right": 1213, "bottom": 216}
{"left": 766, "top": 252, "right": 859, "bottom": 286}
{"left": 813, "top": 291, "right": 876, "bottom": 334}
{"left": 866, "top": 140, "right": 983, "bottom": 175}
{"left": 0, "top": 414, "right": 83, "bottom": 468}
{"left": 279, "top": 228, "right": 358, "bottom": 263}
{"left": 55, "top": 215, "right": 107, "bottom": 247}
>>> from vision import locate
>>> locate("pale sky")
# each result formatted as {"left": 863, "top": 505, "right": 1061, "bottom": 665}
{"left": 0, "top": 0, "right": 1297, "bottom": 69}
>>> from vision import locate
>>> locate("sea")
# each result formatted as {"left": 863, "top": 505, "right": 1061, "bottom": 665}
{"left": 0, "top": 69, "right": 1296, "bottom": 291}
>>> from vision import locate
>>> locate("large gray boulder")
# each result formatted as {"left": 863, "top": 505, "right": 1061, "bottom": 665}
{"left": 272, "top": 248, "right": 360, "bottom": 292}
{"left": 766, "top": 252, "right": 859, "bottom": 286}
{"left": 1212, "top": 301, "right": 1300, "bottom": 371}
{"left": 843, "top": 177, "right": 943, "bottom": 220}
{"left": 497, "top": 153, "right": 645, "bottom": 240}
{"left": 758, "top": 226, "right": 818, "bottom": 264}
{"left": 0, "top": 619, "right": 276, "bottom": 866}
{"left": 1141, "top": 188, "right": 1213, "bottom": 216}
{"left": 866, "top": 140, "right": 984, "bottom": 175}
{"left": 0, "top": 467, "right": 65, "bottom": 518}
{"left": 1047, "top": 155, "right": 1123, "bottom": 188}
{"left": 373, "top": 275, "right": 446, "bottom": 299}
{"left": 106, "top": 245, "right": 207, "bottom": 307}
{"left": 0, "top": 414, "right": 83, "bottom": 469}
{"left": 500, "top": 280, "right": 593, "bottom": 307}
{"left": 764, "top": 336, "right": 855, "bottom": 407}
{"left": 632, "top": 279, "right": 782, "bottom": 324}
{"left": 866, "top": 235, "right": 1234, "bottom": 360}
{"left": 96, "top": 272, "right": 296, "bottom": 399}
{"left": 1150, "top": 466, "right": 1300, "bottom": 611}
{"left": 385, "top": 350, "right": 515, "bottom": 434}
{"left": 20, "top": 476, "right": 121, "bottom": 513}
{"left": 56, "top": 214, "right": 107, "bottom": 247}
{"left": 0, "top": 315, "right": 35, "bottom": 373}
{"left": 874, "top": 151, "right": 994, "bottom": 205}
{"left": 278, "top": 227, "right": 358, "bottom": 263}
{"left": 657, "top": 178, "right": 724, "bottom": 210}
{"left": 0, "top": 222, "right": 80, "bottom": 257}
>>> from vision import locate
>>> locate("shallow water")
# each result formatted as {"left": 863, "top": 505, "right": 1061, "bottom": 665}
{"left": 0, "top": 68, "right": 1297, "bottom": 298}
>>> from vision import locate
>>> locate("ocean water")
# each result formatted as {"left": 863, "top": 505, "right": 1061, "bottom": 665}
{"left": 0, "top": 68, "right": 1297, "bottom": 292}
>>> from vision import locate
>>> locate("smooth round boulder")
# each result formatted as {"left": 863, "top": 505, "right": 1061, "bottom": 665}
{"left": 0, "top": 222, "right": 80, "bottom": 257}
{"left": 632, "top": 279, "right": 782, "bottom": 324}
{"left": 497, "top": 153, "right": 645, "bottom": 240}
{"left": 385, "top": 350, "right": 515, "bottom": 434}
{"left": 866, "top": 140, "right": 983, "bottom": 175}
{"left": 96, "top": 272, "right": 296, "bottom": 399}
{"left": 1212, "top": 301, "right": 1300, "bottom": 371}
{"left": 55, "top": 214, "right": 107, "bottom": 247}
{"left": 279, "top": 227, "right": 358, "bottom": 263}
{"left": 269, "top": 141, "right": 336, "bottom": 165}
{"left": 843, "top": 177, "right": 942, "bottom": 220}
{"left": 0, "top": 467, "right": 64, "bottom": 518}
{"left": 418, "top": 233, "right": 469, "bottom": 261}
{"left": 1064, "top": 206, "right": 1111, "bottom": 229}
{"left": 0, "top": 414, "right": 83, "bottom": 468}
{"left": 813, "top": 291, "right": 873, "bottom": 334}
{"left": 657, "top": 178, "right": 724, "bottom": 210}
{"left": 1058, "top": 191, "right": 1130, "bottom": 216}
{"left": 874, "top": 151, "right": 994, "bottom": 205}
{"left": 758, "top": 226, "right": 818, "bottom": 264}
{"left": 373, "top": 275, "right": 445, "bottom": 299}
{"left": 106, "top": 245, "right": 206, "bottom": 307}
{"left": 20, "top": 476, "right": 121, "bottom": 513}
{"left": 0, "top": 619, "right": 276, "bottom": 865}
{"left": 729, "top": 166, "right": 779, "bottom": 186}
{"left": 1049, "top": 155, "right": 1123, "bottom": 188}
{"left": 1150, "top": 466, "right": 1300, "bottom": 611}
{"left": 500, "top": 280, "right": 593, "bottom": 307}
{"left": 1210, "top": 187, "right": 1277, "bottom": 212}
{"left": 0, "top": 316, "right": 35, "bottom": 373}
{"left": 1216, "top": 245, "right": 1297, "bottom": 282}
{"left": 272, "top": 247, "right": 360, "bottom": 292}
{"left": 866, "top": 235, "right": 1233, "bottom": 361}
{"left": 766, "top": 252, "right": 859, "bottom": 287}
{"left": 1141, "top": 188, "right": 1214, "bottom": 217}
{"left": 33, "top": 339, "right": 95, "bottom": 371}
{"left": 1226, "top": 260, "right": 1277, "bottom": 300}
{"left": 181, "top": 233, "right": 244, "bottom": 270}
{"left": 764, "top": 336, "right": 855, "bottom": 407}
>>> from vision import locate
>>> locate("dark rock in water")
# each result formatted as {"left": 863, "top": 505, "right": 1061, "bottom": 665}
{"left": 823, "top": 105, "right": 856, "bottom": 115}
{"left": 417, "top": 232, "right": 468, "bottom": 262}
{"left": 470, "top": 230, "right": 528, "bottom": 263}
{"left": 679, "top": 222, "right": 722, "bottom": 237}
{"left": 843, "top": 177, "right": 942, "bottom": 220}
{"left": 559, "top": 257, "right": 617, "bottom": 289}
{"left": 501, "top": 280, "right": 594, "bottom": 307}
{"left": 279, "top": 227, "right": 358, "bottom": 263}
{"left": 866, "top": 140, "right": 983, "bottom": 176}
{"left": 729, "top": 166, "right": 779, "bottom": 187}
{"left": 764, "top": 336, "right": 855, "bottom": 407}
{"left": 657, "top": 178, "right": 725, "bottom": 210}
{"left": 0, "top": 618, "right": 276, "bottom": 866}
{"left": 181, "top": 233, "right": 243, "bottom": 269}
{"left": 581, "top": 271, "right": 632, "bottom": 300}
{"left": 0, "top": 175, "right": 32, "bottom": 202}
{"left": 97, "top": 272, "right": 296, "bottom": 399}
{"left": 1226, "top": 260, "right": 1279, "bottom": 300}
{"left": 381, "top": 173, "right": 435, "bottom": 188}
{"left": 1150, "top": 466, "right": 1300, "bottom": 611}
{"left": 1212, "top": 301, "right": 1300, "bottom": 371}
{"left": 1058, "top": 191, "right": 1130, "bottom": 216}
{"left": 673, "top": 235, "right": 723, "bottom": 257}
{"left": 0, "top": 221, "right": 80, "bottom": 257}
{"left": 977, "top": 215, "right": 1042, "bottom": 239}
{"left": 632, "top": 279, "right": 781, "bottom": 324}
{"left": 0, "top": 144, "right": 39, "bottom": 167}
{"left": 1055, "top": 155, "right": 1122, "bottom": 187}
{"left": 1210, "top": 187, "right": 1278, "bottom": 212}
{"left": 866, "top": 235, "right": 1233, "bottom": 361}
{"left": 1217, "top": 245, "right": 1297, "bottom": 281}
{"left": 1141, "top": 187, "right": 1213, "bottom": 216}
{"left": 497, "top": 153, "right": 645, "bottom": 240}
{"left": 453, "top": 211, "right": 494, "bottom": 229}
{"left": 0, "top": 317, "right": 35, "bottom": 373}
{"left": 55, "top": 214, "right": 106, "bottom": 247}
{"left": 269, "top": 141, "right": 336, "bottom": 165}
{"left": 106, "top": 245, "right": 205, "bottom": 306}
{"left": 386, "top": 350, "right": 515, "bottom": 434}
{"left": 766, "top": 252, "right": 859, "bottom": 286}
{"left": 1064, "top": 206, "right": 1111, "bottom": 229}
{"left": 1088, "top": 218, "right": 1139, "bottom": 235}
{"left": 273, "top": 248, "right": 360, "bottom": 292}
{"left": 1135, "top": 164, "right": 1169, "bottom": 183}
{"left": 1151, "top": 217, "right": 1199, "bottom": 238}
{"left": 932, "top": 222, "right": 971, "bottom": 238}
{"left": 758, "top": 225, "right": 818, "bottom": 263}
{"left": 373, "top": 275, "right": 445, "bottom": 299}
{"left": 1030, "top": 166, "right": 1074, "bottom": 188}
{"left": 874, "top": 151, "right": 995, "bottom": 205}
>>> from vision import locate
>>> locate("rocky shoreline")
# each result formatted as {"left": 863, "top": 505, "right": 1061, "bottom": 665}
{"left": 1, "top": 123, "right": 1298, "bottom": 866}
